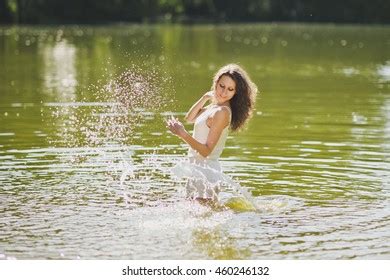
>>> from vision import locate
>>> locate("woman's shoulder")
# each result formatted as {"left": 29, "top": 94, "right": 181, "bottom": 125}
{"left": 213, "top": 105, "right": 231, "bottom": 116}
{"left": 210, "top": 105, "right": 231, "bottom": 123}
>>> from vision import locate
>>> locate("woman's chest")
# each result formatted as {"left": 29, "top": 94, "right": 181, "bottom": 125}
{"left": 195, "top": 109, "right": 214, "bottom": 128}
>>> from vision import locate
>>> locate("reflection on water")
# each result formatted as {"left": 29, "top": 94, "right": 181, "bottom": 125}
{"left": 377, "top": 62, "right": 390, "bottom": 82}
{"left": 42, "top": 40, "right": 77, "bottom": 101}
{"left": 192, "top": 228, "right": 251, "bottom": 260}
{"left": 0, "top": 24, "right": 390, "bottom": 259}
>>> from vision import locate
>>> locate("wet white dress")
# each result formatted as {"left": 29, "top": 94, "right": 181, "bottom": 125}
{"left": 185, "top": 105, "right": 231, "bottom": 200}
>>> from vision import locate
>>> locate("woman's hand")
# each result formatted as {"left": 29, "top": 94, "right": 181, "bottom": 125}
{"left": 166, "top": 116, "right": 187, "bottom": 138}
{"left": 203, "top": 91, "right": 214, "bottom": 101}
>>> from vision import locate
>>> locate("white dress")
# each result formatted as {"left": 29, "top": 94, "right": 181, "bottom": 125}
{"left": 185, "top": 105, "right": 231, "bottom": 200}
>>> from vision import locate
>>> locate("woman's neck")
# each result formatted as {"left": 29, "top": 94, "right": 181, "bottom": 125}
{"left": 212, "top": 100, "right": 230, "bottom": 107}
{"left": 217, "top": 101, "right": 230, "bottom": 107}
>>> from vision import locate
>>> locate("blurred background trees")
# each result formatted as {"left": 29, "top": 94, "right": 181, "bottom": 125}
{"left": 1, "top": 0, "right": 389, "bottom": 24}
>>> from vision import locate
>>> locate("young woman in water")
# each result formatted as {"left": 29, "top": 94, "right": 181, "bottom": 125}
{"left": 166, "top": 64, "right": 257, "bottom": 203}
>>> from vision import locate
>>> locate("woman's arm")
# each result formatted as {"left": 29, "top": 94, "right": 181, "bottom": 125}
{"left": 166, "top": 107, "right": 230, "bottom": 158}
{"left": 184, "top": 91, "right": 213, "bottom": 123}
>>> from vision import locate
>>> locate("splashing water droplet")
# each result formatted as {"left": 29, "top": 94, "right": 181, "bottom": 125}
{"left": 49, "top": 64, "right": 173, "bottom": 148}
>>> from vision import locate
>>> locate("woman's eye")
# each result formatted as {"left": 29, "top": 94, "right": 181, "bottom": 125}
{"left": 220, "top": 84, "right": 225, "bottom": 88}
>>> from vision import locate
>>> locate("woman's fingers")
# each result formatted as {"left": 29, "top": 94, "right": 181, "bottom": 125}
{"left": 164, "top": 115, "right": 184, "bottom": 136}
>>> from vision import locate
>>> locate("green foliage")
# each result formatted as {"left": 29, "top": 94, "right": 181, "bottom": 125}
{"left": 1, "top": 0, "right": 390, "bottom": 24}
{"left": 0, "top": 0, "right": 13, "bottom": 22}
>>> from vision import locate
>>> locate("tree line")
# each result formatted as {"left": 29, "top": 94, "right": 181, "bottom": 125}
{"left": 1, "top": 0, "right": 389, "bottom": 24}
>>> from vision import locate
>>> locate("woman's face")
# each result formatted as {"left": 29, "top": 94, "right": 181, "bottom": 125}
{"left": 215, "top": 75, "right": 236, "bottom": 104}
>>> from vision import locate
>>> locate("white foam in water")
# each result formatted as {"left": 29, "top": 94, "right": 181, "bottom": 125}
{"left": 119, "top": 160, "right": 135, "bottom": 184}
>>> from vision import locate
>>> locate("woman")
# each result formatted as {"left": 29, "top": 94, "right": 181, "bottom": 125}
{"left": 166, "top": 64, "right": 257, "bottom": 202}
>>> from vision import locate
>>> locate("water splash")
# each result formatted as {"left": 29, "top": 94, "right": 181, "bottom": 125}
{"left": 117, "top": 152, "right": 183, "bottom": 209}
{"left": 171, "top": 160, "right": 258, "bottom": 211}
{"left": 48, "top": 64, "right": 172, "bottom": 148}
{"left": 45, "top": 63, "right": 178, "bottom": 208}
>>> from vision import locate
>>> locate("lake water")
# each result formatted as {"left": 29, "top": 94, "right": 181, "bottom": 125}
{"left": 0, "top": 23, "right": 389, "bottom": 259}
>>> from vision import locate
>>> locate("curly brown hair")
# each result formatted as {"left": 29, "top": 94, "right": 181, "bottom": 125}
{"left": 211, "top": 64, "right": 258, "bottom": 132}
